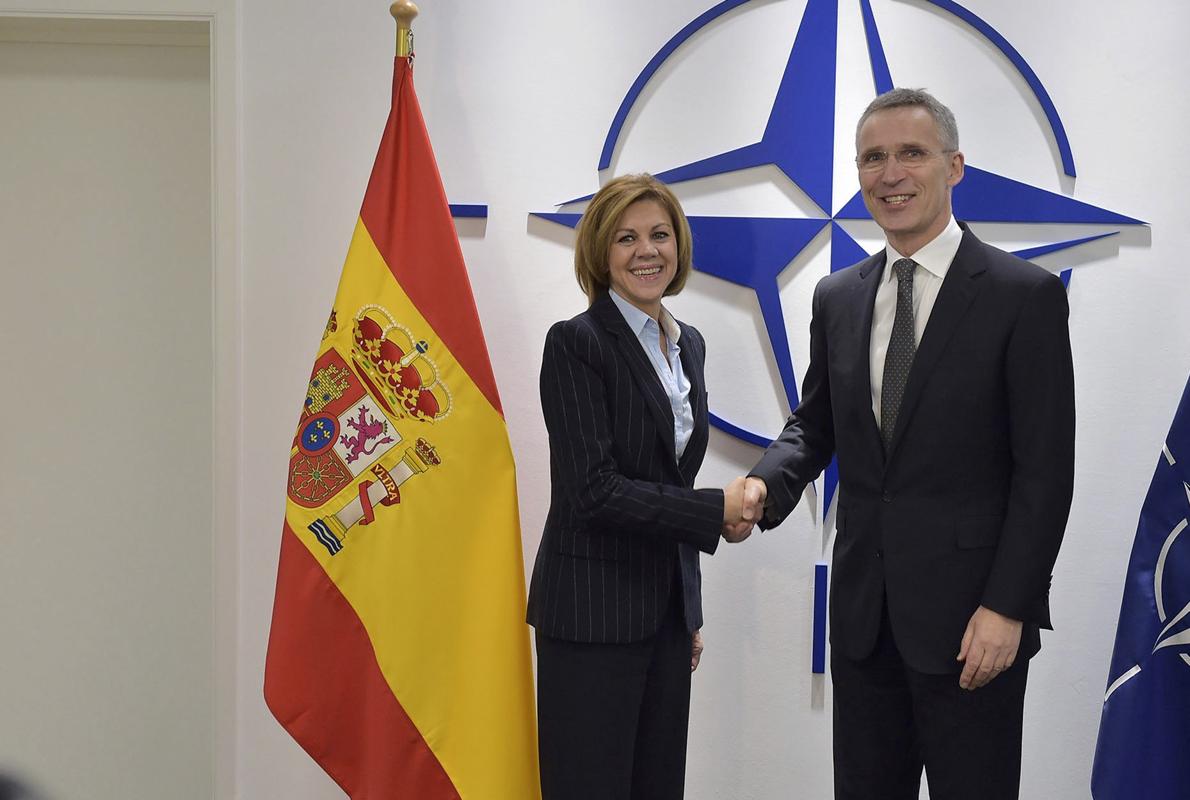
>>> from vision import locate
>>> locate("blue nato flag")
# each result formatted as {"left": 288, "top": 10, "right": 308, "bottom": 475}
{"left": 1092, "top": 375, "right": 1190, "bottom": 799}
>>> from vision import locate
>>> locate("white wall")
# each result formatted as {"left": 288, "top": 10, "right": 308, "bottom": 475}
{"left": 0, "top": 2, "right": 239, "bottom": 797}
{"left": 0, "top": 21, "right": 213, "bottom": 799}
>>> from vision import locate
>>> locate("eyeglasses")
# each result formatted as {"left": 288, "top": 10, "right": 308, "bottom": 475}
{"left": 855, "top": 148, "right": 954, "bottom": 172}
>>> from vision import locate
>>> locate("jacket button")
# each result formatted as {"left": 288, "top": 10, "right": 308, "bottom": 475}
{"left": 875, "top": 549, "right": 883, "bottom": 559}
{"left": 881, "top": 491, "right": 893, "bottom": 503}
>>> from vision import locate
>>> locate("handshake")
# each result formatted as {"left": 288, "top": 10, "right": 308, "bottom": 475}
{"left": 721, "top": 476, "right": 768, "bottom": 543}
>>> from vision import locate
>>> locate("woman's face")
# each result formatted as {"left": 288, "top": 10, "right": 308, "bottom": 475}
{"left": 606, "top": 198, "right": 677, "bottom": 318}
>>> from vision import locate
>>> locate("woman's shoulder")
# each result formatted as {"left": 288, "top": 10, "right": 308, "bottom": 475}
{"left": 549, "top": 298, "right": 618, "bottom": 340}
{"left": 543, "top": 308, "right": 610, "bottom": 364}
{"left": 548, "top": 308, "right": 599, "bottom": 338}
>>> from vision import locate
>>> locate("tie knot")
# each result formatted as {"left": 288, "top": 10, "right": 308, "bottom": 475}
{"left": 893, "top": 258, "right": 916, "bottom": 282}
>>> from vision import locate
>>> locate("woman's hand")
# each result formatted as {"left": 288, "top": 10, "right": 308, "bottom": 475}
{"left": 723, "top": 476, "right": 744, "bottom": 523}
{"left": 691, "top": 629, "right": 704, "bottom": 672}
{"left": 722, "top": 477, "right": 753, "bottom": 543}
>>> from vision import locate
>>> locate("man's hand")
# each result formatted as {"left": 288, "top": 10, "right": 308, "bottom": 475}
{"left": 691, "top": 629, "right": 704, "bottom": 672}
{"left": 722, "top": 476, "right": 769, "bottom": 542}
{"left": 742, "top": 477, "right": 767, "bottom": 524}
{"left": 722, "top": 477, "right": 753, "bottom": 542}
{"left": 957, "top": 605, "right": 1023, "bottom": 690}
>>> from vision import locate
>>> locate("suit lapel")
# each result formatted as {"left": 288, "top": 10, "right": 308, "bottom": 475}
{"left": 854, "top": 252, "right": 886, "bottom": 455}
{"left": 589, "top": 293, "right": 678, "bottom": 462}
{"left": 885, "top": 230, "right": 987, "bottom": 461}
{"left": 677, "top": 322, "right": 706, "bottom": 483}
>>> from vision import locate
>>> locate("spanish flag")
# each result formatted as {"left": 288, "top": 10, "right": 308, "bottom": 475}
{"left": 264, "top": 53, "right": 539, "bottom": 799}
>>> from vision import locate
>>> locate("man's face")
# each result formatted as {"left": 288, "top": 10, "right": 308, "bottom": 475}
{"left": 857, "top": 105, "right": 964, "bottom": 256}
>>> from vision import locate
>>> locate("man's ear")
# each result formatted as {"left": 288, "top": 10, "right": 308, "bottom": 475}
{"left": 947, "top": 150, "right": 965, "bottom": 188}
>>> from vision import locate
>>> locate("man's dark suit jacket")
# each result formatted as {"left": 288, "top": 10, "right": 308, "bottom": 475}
{"left": 527, "top": 291, "right": 723, "bottom": 644}
{"left": 751, "top": 227, "right": 1075, "bottom": 674}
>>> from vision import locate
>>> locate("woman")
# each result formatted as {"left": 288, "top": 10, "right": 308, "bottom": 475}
{"left": 527, "top": 173, "right": 745, "bottom": 799}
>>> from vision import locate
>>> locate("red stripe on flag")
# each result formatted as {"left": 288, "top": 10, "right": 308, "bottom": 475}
{"left": 264, "top": 523, "right": 460, "bottom": 799}
{"left": 360, "top": 58, "right": 503, "bottom": 416}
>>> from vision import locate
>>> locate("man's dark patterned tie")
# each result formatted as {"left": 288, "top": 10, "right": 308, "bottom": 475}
{"left": 881, "top": 258, "right": 917, "bottom": 450}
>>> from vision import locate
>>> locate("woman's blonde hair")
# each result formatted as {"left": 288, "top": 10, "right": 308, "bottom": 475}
{"left": 573, "top": 173, "right": 693, "bottom": 304}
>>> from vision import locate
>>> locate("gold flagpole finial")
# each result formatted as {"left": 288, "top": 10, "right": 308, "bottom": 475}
{"left": 391, "top": 1, "right": 418, "bottom": 58}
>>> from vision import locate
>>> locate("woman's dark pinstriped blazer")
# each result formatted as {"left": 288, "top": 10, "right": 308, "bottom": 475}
{"left": 526, "top": 291, "right": 724, "bottom": 644}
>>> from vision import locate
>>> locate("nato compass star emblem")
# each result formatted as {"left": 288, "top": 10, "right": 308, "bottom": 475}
{"left": 532, "top": 0, "right": 1145, "bottom": 517}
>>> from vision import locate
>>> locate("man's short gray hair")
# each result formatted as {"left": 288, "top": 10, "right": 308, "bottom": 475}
{"left": 855, "top": 88, "right": 959, "bottom": 153}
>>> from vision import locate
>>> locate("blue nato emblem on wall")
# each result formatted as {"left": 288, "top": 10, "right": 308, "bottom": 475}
{"left": 535, "top": 0, "right": 1144, "bottom": 518}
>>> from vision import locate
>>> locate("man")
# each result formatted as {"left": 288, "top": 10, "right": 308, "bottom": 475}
{"left": 736, "top": 88, "right": 1075, "bottom": 799}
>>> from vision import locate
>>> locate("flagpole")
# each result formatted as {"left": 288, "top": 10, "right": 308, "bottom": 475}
{"left": 391, "top": 1, "right": 418, "bottom": 58}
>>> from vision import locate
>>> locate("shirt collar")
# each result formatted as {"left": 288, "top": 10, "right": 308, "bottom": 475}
{"left": 884, "top": 216, "right": 963, "bottom": 283}
{"left": 609, "top": 289, "right": 681, "bottom": 344}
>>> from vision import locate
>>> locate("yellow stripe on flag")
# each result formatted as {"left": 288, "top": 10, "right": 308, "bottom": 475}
{"left": 284, "top": 218, "right": 538, "bottom": 798}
